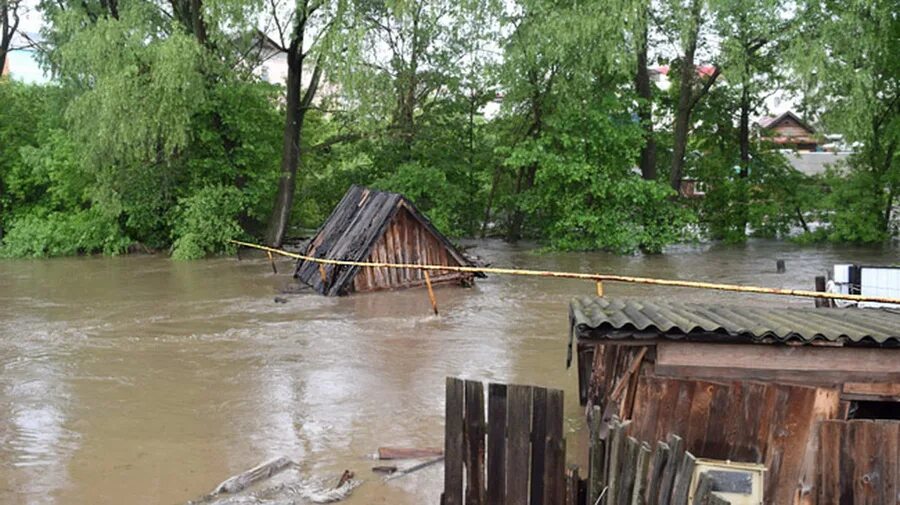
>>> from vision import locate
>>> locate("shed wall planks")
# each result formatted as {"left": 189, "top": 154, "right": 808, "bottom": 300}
{"left": 816, "top": 420, "right": 900, "bottom": 505}
{"left": 353, "top": 207, "right": 470, "bottom": 293}
{"left": 626, "top": 376, "right": 841, "bottom": 504}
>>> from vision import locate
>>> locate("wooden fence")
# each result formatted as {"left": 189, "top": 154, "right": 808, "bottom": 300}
{"left": 588, "top": 417, "right": 731, "bottom": 505}
{"left": 442, "top": 377, "right": 576, "bottom": 505}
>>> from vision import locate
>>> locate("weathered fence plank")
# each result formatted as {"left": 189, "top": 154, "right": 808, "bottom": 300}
{"left": 445, "top": 377, "right": 465, "bottom": 505}
{"left": 879, "top": 420, "right": 899, "bottom": 505}
{"left": 657, "top": 434, "right": 683, "bottom": 505}
{"left": 630, "top": 442, "right": 651, "bottom": 505}
{"left": 507, "top": 385, "right": 533, "bottom": 505}
{"left": 616, "top": 437, "right": 639, "bottom": 505}
{"left": 487, "top": 383, "right": 508, "bottom": 505}
{"left": 529, "top": 387, "right": 548, "bottom": 505}
{"left": 446, "top": 379, "right": 571, "bottom": 505}
{"left": 545, "top": 388, "right": 565, "bottom": 505}
{"left": 588, "top": 406, "right": 606, "bottom": 505}
{"left": 691, "top": 472, "right": 712, "bottom": 505}
{"left": 670, "top": 451, "right": 697, "bottom": 505}
{"left": 644, "top": 441, "right": 669, "bottom": 505}
{"left": 816, "top": 420, "right": 842, "bottom": 504}
{"left": 465, "top": 380, "right": 486, "bottom": 505}
{"left": 606, "top": 419, "right": 625, "bottom": 505}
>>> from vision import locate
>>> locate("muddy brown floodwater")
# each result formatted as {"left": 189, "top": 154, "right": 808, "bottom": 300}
{"left": 1, "top": 239, "right": 897, "bottom": 504}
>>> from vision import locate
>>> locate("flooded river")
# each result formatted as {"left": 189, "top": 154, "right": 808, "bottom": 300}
{"left": 1, "top": 239, "right": 896, "bottom": 504}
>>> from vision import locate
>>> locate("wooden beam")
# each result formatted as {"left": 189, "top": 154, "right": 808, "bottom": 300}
{"left": 842, "top": 382, "right": 900, "bottom": 401}
{"left": 655, "top": 343, "right": 900, "bottom": 384}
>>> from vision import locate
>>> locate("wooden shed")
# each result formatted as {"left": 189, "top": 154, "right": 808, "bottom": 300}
{"left": 568, "top": 296, "right": 900, "bottom": 504}
{"left": 293, "top": 185, "right": 482, "bottom": 296}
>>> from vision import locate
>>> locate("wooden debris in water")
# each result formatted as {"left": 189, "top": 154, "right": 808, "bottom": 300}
{"left": 189, "top": 463, "right": 361, "bottom": 505}
{"left": 383, "top": 456, "right": 445, "bottom": 481}
{"left": 377, "top": 446, "right": 443, "bottom": 460}
{"left": 212, "top": 456, "right": 295, "bottom": 495}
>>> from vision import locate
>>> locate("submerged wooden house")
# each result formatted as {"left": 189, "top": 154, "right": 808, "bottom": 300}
{"left": 293, "top": 185, "right": 482, "bottom": 296}
{"left": 569, "top": 296, "right": 900, "bottom": 504}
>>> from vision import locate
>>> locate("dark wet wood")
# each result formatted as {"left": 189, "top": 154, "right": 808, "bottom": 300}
{"left": 644, "top": 441, "right": 669, "bottom": 505}
{"left": 487, "top": 384, "right": 508, "bottom": 505}
{"left": 465, "top": 380, "right": 486, "bottom": 505}
{"left": 529, "top": 387, "right": 548, "bottom": 505}
{"left": 657, "top": 434, "right": 683, "bottom": 505}
{"left": 506, "top": 385, "right": 532, "bottom": 505}
{"left": 445, "top": 377, "right": 465, "bottom": 505}
{"left": 588, "top": 406, "right": 606, "bottom": 505}
{"left": 377, "top": 447, "right": 443, "bottom": 460}
{"left": 544, "top": 389, "right": 565, "bottom": 505}
{"left": 670, "top": 451, "right": 696, "bottom": 505}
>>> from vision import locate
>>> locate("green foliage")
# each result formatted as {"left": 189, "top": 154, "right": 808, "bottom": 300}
{"left": 790, "top": 0, "right": 899, "bottom": 242}
{"left": 3, "top": 0, "right": 896, "bottom": 260}
{"left": 171, "top": 185, "right": 244, "bottom": 260}
{"left": 374, "top": 162, "right": 468, "bottom": 236}
{"left": 1, "top": 209, "right": 129, "bottom": 257}
{"left": 820, "top": 163, "right": 895, "bottom": 243}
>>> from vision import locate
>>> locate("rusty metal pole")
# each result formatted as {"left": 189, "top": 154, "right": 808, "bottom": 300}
{"left": 424, "top": 271, "right": 439, "bottom": 316}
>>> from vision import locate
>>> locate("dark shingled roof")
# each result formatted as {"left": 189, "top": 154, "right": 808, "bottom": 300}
{"left": 293, "top": 185, "right": 478, "bottom": 296}
{"left": 570, "top": 296, "right": 900, "bottom": 347}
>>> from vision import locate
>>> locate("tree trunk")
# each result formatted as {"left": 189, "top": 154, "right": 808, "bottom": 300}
{"left": 1, "top": 0, "right": 19, "bottom": 76}
{"left": 736, "top": 83, "right": 752, "bottom": 237}
{"left": 669, "top": 0, "right": 703, "bottom": 192}
{"left": 481, "top": 166, "right": 501, "bottom": 238}
{"left": 670, "top": 95, "right": 692, "bottom": 191}
{"left": 635, "top": 3, "right": 656, "bottom": 180}
{"left": 265, "top": 35, "right": 321, "bottom": 247}
{"left": 739, "top": 85, "right": 750, "bottom": 177}
{"left": 506, "top": 164, "right": 537, "bottom": 242}
{"left": 507, "top": 85, "right": 544, "bottom": 242}
{"left": 266, "top": 46, "right": 304, "bottom": 247}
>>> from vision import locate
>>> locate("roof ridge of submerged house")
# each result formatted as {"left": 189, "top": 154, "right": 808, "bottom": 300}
{"left": 293, "top": 185, "right": 481, "bottom": 296}
{"left": 569, "top": 295, "right": 900, "bottom": 347}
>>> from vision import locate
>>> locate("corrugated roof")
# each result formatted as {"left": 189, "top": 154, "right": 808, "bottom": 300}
{"left": 570, "top": 296, "right": 900, "bottom": 346}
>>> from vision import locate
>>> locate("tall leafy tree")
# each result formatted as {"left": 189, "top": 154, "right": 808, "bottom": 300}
{"left": 262, "top": 0, "right": 355, "bottom": 246}
{"left": 793, "top": 0, "right": 899, "bottom": 241}
{"left": 1, "top": 0, "right": 22, "bottom": 74}
{"left": 663, "top": 0, "right": 722, "bottom": 191}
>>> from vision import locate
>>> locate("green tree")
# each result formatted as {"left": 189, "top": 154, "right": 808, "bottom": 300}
{"left": 793, "top": 0, "right": 899, "bottom": 242}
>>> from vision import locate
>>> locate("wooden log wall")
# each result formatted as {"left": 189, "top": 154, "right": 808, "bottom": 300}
{"left": 817, "top": 419, "right": 900, "bottom": 505}
{"left": 353, "top": 206, "right": 472, "bottom": 293}
{"left": 443, "top": 377, "right": 576, "bottom": 505}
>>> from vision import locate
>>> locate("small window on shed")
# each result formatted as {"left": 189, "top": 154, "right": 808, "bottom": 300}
{"left": 848, "top": 400, "right": 900, "bottom": 420}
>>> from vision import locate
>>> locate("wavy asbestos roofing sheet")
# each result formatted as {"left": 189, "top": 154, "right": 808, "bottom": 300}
{"left": 570, "top": 296, "right": 900, "bottom": 346}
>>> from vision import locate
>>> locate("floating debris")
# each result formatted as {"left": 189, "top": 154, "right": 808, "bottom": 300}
{"left": 188, "top": 458, "right": 360, "bottom": 505}
{"left": 212, "top": 457, "right": 295, "bottom": 495}
{"left": 376, "top": 446, "right": 443, "bottom": 460}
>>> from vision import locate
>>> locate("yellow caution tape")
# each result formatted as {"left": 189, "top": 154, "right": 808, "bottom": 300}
{"left": 230, "top": 239, "right": 900, "bottom": 305}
